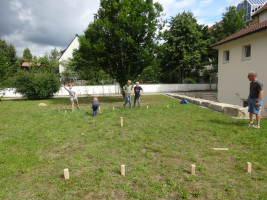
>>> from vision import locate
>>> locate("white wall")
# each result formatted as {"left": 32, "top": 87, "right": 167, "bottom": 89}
{"left": 0, "top": 84, "right": 216, "bottom": 98}
{"left": 59, "top": 35, "right": 79, "bottom": 74}
{"left": 216, "top": 30, "right": 267, "bottom": 116}
{"left": 259, "top": 11, "right": 267, "bottom": 22}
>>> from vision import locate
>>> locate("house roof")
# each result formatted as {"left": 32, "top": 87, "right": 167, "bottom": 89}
{"left": 22, "top": 62, "right": 41, "bottom": 67}
{"left": 253, "top": 2, "right": 267, "bottom": 15}
{"left": 212, "top": 20, "right": 267, "bottom": 47}
{"left": 59, "top": 34, "right": 79, "bottom": 59}
{"left": 208, "top": 21, "right": 222, "bottom": 32}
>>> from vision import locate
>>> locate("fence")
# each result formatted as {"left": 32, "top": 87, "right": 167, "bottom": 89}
{"left": 0, "top": 83, "right": 217, "bottom": 98}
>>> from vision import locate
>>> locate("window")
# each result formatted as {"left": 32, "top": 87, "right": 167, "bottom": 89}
{"left": 242, "top": 44, "right": 251, "bottom": 60}
{"left": 223, "top": 50, "right": 230, "bottom": 63}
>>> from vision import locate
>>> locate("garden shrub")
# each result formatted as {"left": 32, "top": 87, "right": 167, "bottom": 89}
{"left": 14, "top": 71, "right": 60, "bottom": 100}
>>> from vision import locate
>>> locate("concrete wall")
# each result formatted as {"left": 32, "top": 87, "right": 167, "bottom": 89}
{"left": 59, "top": 35, "right": 79, "bottom": 74}
{"left": 0, "top": 84, "right": 216, "bottom": 98}
{"left": 215, "top": 29, "right": 267, "bottom": 116}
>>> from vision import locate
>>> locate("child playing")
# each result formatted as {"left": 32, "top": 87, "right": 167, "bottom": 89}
{"left": 92, "top": 97, "right": 101, "bottom": 116}
{"left": 61, "top": 83, "right": 80, "bottom": 111}
{"left": 133, "top": 82, "right": 143, "bottom": 108}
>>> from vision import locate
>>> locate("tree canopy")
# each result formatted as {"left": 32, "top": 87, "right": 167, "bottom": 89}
{"left": 77, "top": 0, "right": 163, "bottom": 89}
{"left": 22, "top": 47, "right": 33, "bottom": 62}
{"left": 160, "top": 11, "right": 209, "bottom": 83}
{"left": 0, "top": 37, "right": 18, "bottom": 87}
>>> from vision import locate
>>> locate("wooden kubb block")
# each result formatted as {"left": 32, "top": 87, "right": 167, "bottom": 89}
{"left": 64, "top": 168, "right": 69, "bottom": 180}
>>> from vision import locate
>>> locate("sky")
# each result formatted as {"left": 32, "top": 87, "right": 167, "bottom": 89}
{"left": 0, "top": 0, "right": 241, "bottom": 57}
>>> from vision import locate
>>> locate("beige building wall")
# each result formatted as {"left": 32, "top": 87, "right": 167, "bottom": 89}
{"left": 216, "top": 30, "right": 267, "bottom": 116}
{"left": 59, "top": 35, "right": 79, "bottom": 74}
{"left": 259, "top": 11, "right": 267, "bottom": 22}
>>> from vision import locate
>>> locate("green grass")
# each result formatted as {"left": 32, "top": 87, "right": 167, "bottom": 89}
{"left": 0, "top": 95, "right": 266, "bottom": 200}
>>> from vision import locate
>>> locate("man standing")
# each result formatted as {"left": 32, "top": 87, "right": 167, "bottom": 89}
{"left": 246, "top": 71, "right": 263, "bottom": 128}
{"left": 123, "top": 80, "right": 133, "bottom": 108}
{"left": 133, "top": 82, "right": 143, "bottom": 108}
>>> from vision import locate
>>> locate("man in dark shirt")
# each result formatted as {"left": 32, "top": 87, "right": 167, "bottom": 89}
{"left": 133, "top": 82, "right": 143, "bottom": 108}
{"left": 246, "top": 71, "right": 263, "bottom": 128}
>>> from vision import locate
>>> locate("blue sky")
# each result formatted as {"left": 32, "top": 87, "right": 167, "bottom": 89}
{"left": 0, "top": 0, "right": 241, "bottom": 56}
{"left": 157, "top": 0, "right": 240, "bottom": 27}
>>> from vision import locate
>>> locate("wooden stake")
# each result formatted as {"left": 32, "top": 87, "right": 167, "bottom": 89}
{"left": 121, "top": 165, "right": 125, "bottom": 177}
{"left": 64, "top": 168, "right": 69, "bottom": 180}
{"left": 167, "top": 105, "right": 169, "bottom": 108}
{"left": 65, "top": 110, "right": 67, "bottom": 114}
{"left": 113, "top": 107, "right": 115, "bottom": 110}
{"left": 191, "top": 164, "right": 196, "bottom": 175}
{"left": 120, "top": 117, "right": 123, "bottom": 127}
{"left": 146, "top": 106, "right": 148, "bottom": 109}
{"left": 174, "top": 103, "right": 175, "bottom": 107}
{"left": 213, "top": 148, "right": 229, "bottom": 151}
{"left": 247, "top": 162, "right": 252, "bottom": 173}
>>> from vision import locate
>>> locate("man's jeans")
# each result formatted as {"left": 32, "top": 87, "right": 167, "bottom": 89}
{"left": 123, "top": 96, "right": 132, "bottom": 108}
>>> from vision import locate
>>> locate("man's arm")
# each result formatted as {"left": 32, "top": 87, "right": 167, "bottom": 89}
{"left": 255, "top": 90, "right": 263, "bottom": 107}
{"left": 257, "top": 90, "right": 263, "bottom": 101}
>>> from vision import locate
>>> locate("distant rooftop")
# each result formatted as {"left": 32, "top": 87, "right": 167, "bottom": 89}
{"left": 22, "top": 62, "right": 41, "bottom": 67}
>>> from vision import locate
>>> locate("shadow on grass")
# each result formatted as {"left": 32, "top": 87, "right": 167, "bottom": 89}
{"left": 208, "top": 119, "right": 246, "bottom": 127}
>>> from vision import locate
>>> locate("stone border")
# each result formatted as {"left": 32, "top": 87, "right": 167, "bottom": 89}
{"left": 166, "top": 93, "right": 249, "bottom": 119}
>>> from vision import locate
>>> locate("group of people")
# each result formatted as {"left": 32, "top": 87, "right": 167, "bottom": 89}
{"left": 122, "top": 80, "right": 144, "bottom": 108}
{"left": 61, "top": 83, "right": 101, "bottom": 116}
{"left": 61, "top": 80, "right": 143, "bottom": 116}
{"left": 61, "top": 72, "right": 263, "bottom": 129}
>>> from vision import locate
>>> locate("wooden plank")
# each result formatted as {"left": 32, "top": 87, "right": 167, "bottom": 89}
{"left": 213, "top": 148, "right": 229, "bottom": 151}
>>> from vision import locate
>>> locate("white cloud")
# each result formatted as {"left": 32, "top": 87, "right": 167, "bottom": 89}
{"left": 217, "top": 7, "right": 225, "bottom": 14}
{"left": 192, "top": 9, "right": 201, "bottom": 17}
{"left": 226, "top": 0, "right": 240, "bottom": 6}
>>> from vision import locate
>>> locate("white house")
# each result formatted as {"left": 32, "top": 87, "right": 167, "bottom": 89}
{"left": 212, "top": 4, "right": 267, "bottom": 117}
{"left": 59, "top": 34, "right": 79, "bottom": 74}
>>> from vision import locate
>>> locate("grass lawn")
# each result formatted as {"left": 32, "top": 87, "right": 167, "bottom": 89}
{"left": 0, "top": 95, "right": 266, "bottom": 200}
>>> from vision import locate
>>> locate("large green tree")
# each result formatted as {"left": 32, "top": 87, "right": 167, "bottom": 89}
{"left": 0, "top": 37, "right": 18, "bottom": 87}
{"left": 78, "top": 0, "right": 163, "bottom": 90}
{"left": 160, "top": 11, "right": 208, "bottom": 83}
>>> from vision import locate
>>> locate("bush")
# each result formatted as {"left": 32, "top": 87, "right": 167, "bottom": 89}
{"left": 14, "top": 71, "right": 60, "bottom": 100}
{"left": 183, "top": 77, "right": 196, "bottom": 83}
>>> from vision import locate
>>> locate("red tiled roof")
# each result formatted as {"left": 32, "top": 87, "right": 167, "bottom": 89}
{"left": 208, "top": 21, "right": 222, "bottom": 32}
{"left": 212, "top": 20, "right": 267, "bottom": 47}
{"left": 22, "top": 62, "right": 41, "bottom": 67}
{"left": 254, "top": 2, "right": 267, "bottom": 16}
